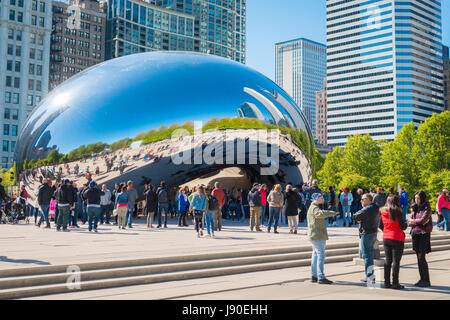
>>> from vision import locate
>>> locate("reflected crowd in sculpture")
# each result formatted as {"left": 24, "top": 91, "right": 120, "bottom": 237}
{"left": 15, "top": 52, "right": 314, "bottom": 206}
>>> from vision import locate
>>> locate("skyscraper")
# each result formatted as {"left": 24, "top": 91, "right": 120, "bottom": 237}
{"left": 316, "top": 79, "right": 327, "bottom": 146}
{"left": 104, "top": 0, "right": 246, "bottom": 64}
{"left": 0, "top": 0, "right": 52, "bottom": 168}
{"left": 444, "top": 45, "right": 449, "bottom": 111}
{"left": 274, "top": 38, "right": 327, "bottom": 139}
{"left": 326, "top": 0, "right": 444, "bottom": 147}
{"left": 49, "top": 0, "right": 106, "bottom": 90}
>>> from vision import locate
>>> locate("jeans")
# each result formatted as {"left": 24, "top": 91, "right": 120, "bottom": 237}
{"left": 127, "top": 205, "right": 134, "bottom": 227}
{"left": 342, "top": 205, "right": 351, "bottom": 224}
{"left": 311, "top": 240, "right": 326, "bottom": 280}
{"left": 100, "top": 204, "right": 111, "bottom": 224}
{"left": 177, "top": 210, "right": 186, "bottom": 226}
{"left": 229, "top": 203, "right": 241, "bottom": 222}
{"left": 361, "top": 233, "right": 378, "bottom": 278}
{"left": 243, "top": 205, "right": 250, "bottom": 219}
{"left": 267, "top": 206, "right": 281, "bottom": 232}
{"left": 401, "top": 206, "right": 408, "bottom": 222}
{"left": 437, "top": 208, "right": 450, "bottom": 231}
{"left": 205, "top": 210, "right": 215, "bottom": 235}
{"left": 383, "top": 239, "right": 404, "bottom": 285}
{"left": 87, "top": 206, "right": 101, "bottom": 231}
{"left": 260, "top": 204, "right": 266, "bottom": 226}
{"left": 157, "top": 203, "right": 169, "bottom": 226}
{"left": 80, "top": 203, "right": 86, "bottom": 223}
{"left": 193, "top": 210, "right": 203, "bottom": 232}
{"left": 56, "top": 205, "right": 70, "bottom": 230}
{"left": 38, "top": 205, "right": 50, "bottom": 227}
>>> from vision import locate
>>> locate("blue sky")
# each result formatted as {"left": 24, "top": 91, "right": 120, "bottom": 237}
{"left": 246, "top": 0, "right": 450, "bottom": 81}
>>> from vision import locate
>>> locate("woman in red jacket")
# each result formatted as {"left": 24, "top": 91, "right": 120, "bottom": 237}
{"left": 379, "top": 194, "right": 407, "bottom": 289}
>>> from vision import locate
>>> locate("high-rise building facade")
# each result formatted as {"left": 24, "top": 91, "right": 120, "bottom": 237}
{"left": 49, "top": 0, "right": 106, "bottom": 90}
{"left": 274, "top": 38, "right": 327, "bottom": 139}
{"left": 104, "top": 0, "right": 246, "bottom": 64}
{"left": 315, "top": 79, "right": 327, "bottom": 146}
{"left": 326, "top": 0, "right": 444, "bottom": 147}
{"left": 444, "top": 45, "right": 449, "bottom": 112}
{"left": 0, "top": 0, "right": 52, "bottom": 168}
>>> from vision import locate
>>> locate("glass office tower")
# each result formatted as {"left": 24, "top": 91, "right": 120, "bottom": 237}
{"left": 326, "top": 0, "right": 444, "bottom": 147}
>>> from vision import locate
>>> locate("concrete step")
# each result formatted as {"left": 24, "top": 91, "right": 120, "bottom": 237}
{"left": 0, "top": 254, "right": 359, "bottom": 300}
{"left": 0, "top": 246, "right": 360, "bottom": 290}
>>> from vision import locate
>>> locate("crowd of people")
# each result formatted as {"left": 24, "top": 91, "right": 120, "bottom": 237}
{"left": 4, "top": 173, "right": 450, "bottom": 290}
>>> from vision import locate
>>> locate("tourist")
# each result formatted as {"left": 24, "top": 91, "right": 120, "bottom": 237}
{"left": 211, "top": 182, "right": 225, "bottom": 231}
{"left": 400, "top": 187, "right": 409, "bottom": 222}
{"left": 267, "top": 184, "right": 284, "bottom": 234}
{"left": 82, "top": 181, "right": 105, "bottom": 233}
{"left": 307, "top": 193, "right": 339, "bottom": 284}
{"left": 284, "top": 184, "right": 300, "bottom": 234}
{"left": 191, "top": 185, "right": 207, "bottom": 237}
{"left": 36, "top": 178, "right": 53, "bottom": 229}
{"left": 436, "top": 189, "right": 450, "bottom": 231}
{"left": 100, "top": 184, "right": 112, "bottom": 225}
{"left": 177, "top": 186, "right": 189, "bottom": 227}
{"left": 69, "top": 182, "right": 80, "bottom": 228}
{"left": 111, "top": 183, "right": 120, "bottom": 225}
{"left": 408, "top": 191, "right": 433, "bottom": 287}
{"left": 373, "top": 187, "right": 387, "bottom": 208}
{"left": 241, "top": 188, "right": 250, "bottom": 222}
{"left": 115, "top": 186, "right": 129, "bottom": 229}
{"left": 78, "top": 183, "right": 88, "bottom": 224}
{"left": 247, "top": 183, "right": 263, "bottom": 232}
{"left": 156, "top": 181, "right": 169, "bottom": 228}
{"left": 259, "top": 184, "right": 268, "bottom": 226}
{"left": 327, "top": 186, "right": 338, "bottom": 227}
{"left": 54, "top": 179, "right": 74, "bottom": 232}
{"left": 379, "top": 195, "right": 407, "bottom": 289}
{"left": 143, "top": 184, "right": 157, "bottom": 228}
{"left": 126, "top": 180, "right": 138, "bottom": 228}
{"left": 353, "top": 193, "right": 380, "bottom": 284}
{"left": 340, "top": 186, "right": 353, "bottom": 227}
{"left": 205, "top": 187, "right": 218, "bottom": 238}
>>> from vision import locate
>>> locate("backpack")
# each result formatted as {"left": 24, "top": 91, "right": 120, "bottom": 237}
{"left": 157, "top": 188, "right": 168, "bottom": 203}
{"left": 208, "top": 195, "right": 219, "bottom": 211}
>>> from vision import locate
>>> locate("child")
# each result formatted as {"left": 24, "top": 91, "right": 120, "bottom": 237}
{"left": 49, "top": 196, "right": 56, "bottom": 221}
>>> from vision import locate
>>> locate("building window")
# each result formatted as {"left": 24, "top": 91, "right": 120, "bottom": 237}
{"left": 8, "top": 29, "right": 14, "bottom": 39}
{"left": 12, "top": 109, "right": 18, "bottom": 120}
{"left": 29, "top": 64, "right": 35, "bottom": 74}
{"left": 14, "top": 61, "right": 20, "bottom": 72}
{"left": 7, "top": 60, "right": 12, "bottom": 71}
{"left": 3, "top": 141, "right": 9, "bottom": 152}
{"left": 36, "top": 80, "right": 41, "bottom": 91}
{"left": 6, "top": 76, "right": 12, "bottom": 87}
{"left": 27, "top": 95, "right": 33, "bottom": 106}
{"left": 11, "top": 142, "right": 16, "bottom": 152}
{"left": 14, "top": 77, "right": 20, "bottom": 88}
{"left": 32, "top": 15, "right": 37, "bottom": 25}
{"left": 36, "top": 65, "right": 42, "bottom": 76}
{"left": 16, "top": 45, "right": 21, "bottom": 57}
{"left": 28, "top": 79, "right": 34, "bottom": 90}
{"left": 3, "top": 125, "right": 9, "bottom": 136}
{"left": 5, "top": 93, "right": 11, "bottom": 103}
{"left": 16, "top": 30, "right": 22, "bottom": 41}
{"left": 2, "top": 157, "right": 8, "bottom": 169}
{"left": 12, "top": 125, "right": 18, "bottom": 136}
{"left": 7, "top": 44, "right": 13, "bottom": 55}
{"left": 13, "top": 93, "right": 19, "bottom": 104}
{"left": 39, "top": 17, "right": 45, "bottom": 27}
{"left": 9, "top": 9, "right": 15, "bottom": 21}
{"left": 4, "top": 109, "right": 10, "bottom": 120}
{"left": 39, "top": 1, "right": 45, "bottom": 12}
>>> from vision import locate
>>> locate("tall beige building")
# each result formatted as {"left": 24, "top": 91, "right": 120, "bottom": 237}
{"left": 49, "top": 0, "right": 106, "bottom": 90}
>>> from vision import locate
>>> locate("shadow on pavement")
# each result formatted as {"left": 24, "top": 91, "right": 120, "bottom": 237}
{"left": 0, "top": 256, "right": 51, "bottom": 265}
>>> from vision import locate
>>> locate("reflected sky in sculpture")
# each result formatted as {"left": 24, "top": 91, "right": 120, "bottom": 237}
{"left": 15, "top": 52, "right": 313, "bottom": 163}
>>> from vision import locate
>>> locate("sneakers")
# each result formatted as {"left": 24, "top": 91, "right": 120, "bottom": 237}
{"left": 256, "top": 228, "right": 263, "bottom": 232}
{"left": 211, "top": 234, "right": 215, "bottom": 238}
{"left": 267, "top": 229, "right": 271, "bottom": 233}
{"left": 289, "top": 230, "right": 293, "bottom": 234}
{"left": 164, "top": 225, "right": 167, "bottom": 228}
{"left": 311, "top": 276, "right": 318, "bottom": 283}
{"left": 199, "top": 230, "right": 203, "bottom": 236}
{"left": 43, "top": 226, "right": 50, "bottom": 229}
{"left": 384, "top": 283, "right": 392, "bottom": 289}
{"left": 416, "top": 281, "right": 431, "bottom": 287}
{"left": 294, "top": 230, "right": 297, "bottom": 234}
{"left": 332, "top": 222, "right": 337, "bottom": 227}
{"left": 62, "top": 229, "right": 70, "bottom": 232}
{"left": 56, "top": 228, "right": 61, "bottom": 232}
{"left": 274, "top": 230, "right": 279, "bottom": 234}
{"left": 35, "top": 223, "right": 40, "bottom": 227}
{"left": 94, "top": 229, "right": 98, "bottom": 233}
{"left": 69, "top": 226, "right": 75, "bottom": 229}
{"left": 157, "top": 225, "right": 161, "bottom": 228}
{"left": 318, "top": 278, "right": 333, "bottom": 285}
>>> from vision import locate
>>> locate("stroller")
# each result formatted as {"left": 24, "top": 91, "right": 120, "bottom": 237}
{"left": 1, "top": 199, "right": 26, "bottom": 224}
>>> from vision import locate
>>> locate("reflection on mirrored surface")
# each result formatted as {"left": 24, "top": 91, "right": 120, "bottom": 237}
{"left": 16, "top": 52, "right": 314, "bottom": 205}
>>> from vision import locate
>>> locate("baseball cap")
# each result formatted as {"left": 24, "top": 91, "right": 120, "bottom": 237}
{"left": 89, "top": 181, "right": 97, "bottom": 187}
{"left": 311, "top": 193, "right": 323, "bottom": 201}
{"left": 63, "top": 179, "right": 70, "bottom": 184}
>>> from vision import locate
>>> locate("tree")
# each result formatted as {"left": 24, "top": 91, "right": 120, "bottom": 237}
{"left": 341, "top": 134, "right": 382, "bottom": 186}
{"left": 380, "top": 123, "right": 421, "bottom": 192}
{"left": 415, "top": 111, "right": 450, "bottom": 174}
{"left": 317, "top": 147, "right": 345, "bottom": 190}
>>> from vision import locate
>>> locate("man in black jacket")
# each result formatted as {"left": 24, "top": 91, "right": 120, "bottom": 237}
{"left": 247, "top": 183, "right": 262, "bottom": 232}
{"left": 156, "top": 181, "right": 169, "bottom": 228}
{"left": 36, "top": 178, "right": 53, "bottom": 228}
{"left": 144, "top": 184, "right": 158, "bottom": 228}
{"left": 82, "top": 181, "right": 105, "bottom": 232}
{"left": 353, "top": 194, "right": 380, "bottom": 284}
{"left": 54, "top": 179, "right": 74, "bottom": 231}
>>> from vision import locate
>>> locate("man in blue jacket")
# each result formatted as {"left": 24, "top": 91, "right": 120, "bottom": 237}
{"left": 400, "top": 187, "right": 408, "bottom": 221}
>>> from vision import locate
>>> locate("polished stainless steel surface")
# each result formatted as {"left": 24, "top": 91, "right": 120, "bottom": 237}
{"left": 16, "top": 52, "right": 314, "bottom": 202}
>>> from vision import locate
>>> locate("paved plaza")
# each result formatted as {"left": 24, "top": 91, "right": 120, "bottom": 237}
{"left": 1, "top": 216, "right": 449, "bottom": 300}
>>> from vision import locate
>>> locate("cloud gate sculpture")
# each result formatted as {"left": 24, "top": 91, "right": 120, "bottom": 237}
{"left": 15, "top": 52, "right": 314, "bottom": 206}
